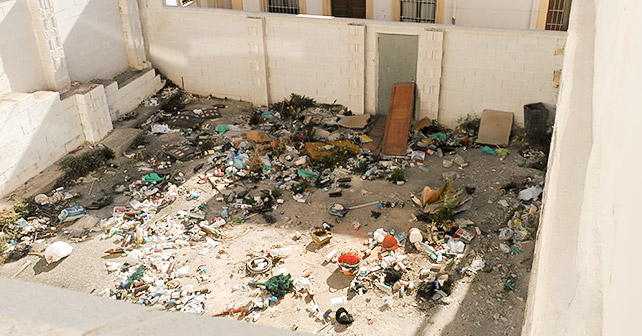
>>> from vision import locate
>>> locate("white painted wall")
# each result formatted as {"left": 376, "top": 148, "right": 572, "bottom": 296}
{"left": 0, "top": 92, "right": 85, "bottom": 197}
{"left": 446, "top": 0, "right": 537, "bottom": 29}
{"left": 52, "top": 0, "right": 129, "bottom": 82}
{"left": 0, "top": 1, "right": 48, "bottom": 93}
{"left": 104, "top": 69, "right": 165, "bottom": 120}
{"left": 243, "top": 0, "right": 262, "bottom": 12}
{"left": 374, "top": 0, "right": 393, "bottom": 21}
{"left": 265, "top": 18, "right": 364, "bottom": 111}
{"left": 0, "top": 68, "right": 163, "bottom": 198}
{"left": 440, "top": 28, "right": 565, "bottom": 125}
{"left": 525, "top": 0, "right": 642, "bottom": 334}
{"left": 306, "top": 0, "right": 324, "bottom": 15}
{"left": 140, "top": 4, "right": 563, "bottom": 126}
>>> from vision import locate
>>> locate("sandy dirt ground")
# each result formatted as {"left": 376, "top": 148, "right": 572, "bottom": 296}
{"left": 0, "top": 95, "right": 544, "bottom": 336}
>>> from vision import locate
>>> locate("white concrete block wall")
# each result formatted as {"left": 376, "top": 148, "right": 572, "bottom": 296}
{"left": 264, "top": 17, "right": 357, "bottom": 110}
{"left": 141, "top": 7, "right": 256, "bottom": 101}
{"left": 416, "top": 30, "right": 444, "bottom": 120}
{"left": 0, "top": 92, "right": 85, "bottom": 196}
{"left": 106, "top": 69, "right": 165, "bottom": 119}
{"left": 439, "top": 28, "right": 566, "bottom": 126}
{"left": 0, "top": 0, "right": 48, "bottom": 93}
{"left": 52, "top": 0, "right": 129, "bottom": 82}
{"left": 75, "top": 85, "right": 113, "bottom": 142}
{"left": 139, "top": 6, "right": 565, "bottom": 124}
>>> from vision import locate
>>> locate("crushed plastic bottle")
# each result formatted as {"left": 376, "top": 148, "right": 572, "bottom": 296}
{"left": 518, "top": 186, "right": 543, "bottom": 201}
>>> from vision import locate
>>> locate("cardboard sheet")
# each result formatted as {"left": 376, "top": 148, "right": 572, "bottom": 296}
{"left": 336, "top": 114, "right": 370, "bottom": 129}
{"left": 476, "top": 109, "right": 514, "bottom": 147}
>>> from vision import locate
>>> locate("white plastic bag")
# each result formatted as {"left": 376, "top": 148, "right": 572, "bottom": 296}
{"left": 44, "top": 242, "right": 73, "bottom": 263}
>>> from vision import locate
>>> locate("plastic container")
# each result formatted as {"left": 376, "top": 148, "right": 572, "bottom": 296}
{"left": 409, "top": 228, "right": 423, "bottom": 244}
{"left": 330, "top": 296, "right": 348, "bottom": 307}
{"left": 524, "top": 102, "right": 549, "bottom": 146}
{"left": 270, "top": 246, "right": 293, "bottom": 257}
{"left": 58, "top": 206, "right": 86, "bottom": 222}
{"left": 518, "top": 186, "right": 543, "bottom": 201}
{"left": 324, "top": 249, "right": 338, "bottom": 262}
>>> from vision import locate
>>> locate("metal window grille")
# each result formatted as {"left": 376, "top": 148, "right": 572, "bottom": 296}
{"left": 268, "top": 0, "right": 299, "bottom": 14}
{"left": 546, "top": 0, "right": 572, "bottom": 31}
{"left": 400, "top": 0, "right": 436, "bottom": 23}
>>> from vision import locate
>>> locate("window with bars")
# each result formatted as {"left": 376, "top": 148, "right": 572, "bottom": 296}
{"left": 545, "top": 0, "right": 572, "bottom": 31}
{"left": 400, "top": 0, "right": 436, "bottom": 23}
{"left": 268, "top": 0, "right": 299, "bottom": 14}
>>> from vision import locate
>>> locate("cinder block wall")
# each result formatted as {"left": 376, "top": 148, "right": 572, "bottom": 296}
{"left": 440, "top": 28, "right": 566, "bottom": 126}
{"left": 265, "top": 17, "right": 364, "bottom": 112}
{"left": 0, "top": 1, "right": 48, "bottom": 93}
{"left": 52, "top": 0, "right": 130, "bottom": 82}
{"left": 140, "top": 5, "right": 565, "bottom": 126}
{"left": 104, "top": 68, "right": 165, "bottom": 120}
{"left": 0, "top": 92, "right": 85, "bottom": 197}
{"left": 0, "top": 70, "right": 163, "bottom": 198}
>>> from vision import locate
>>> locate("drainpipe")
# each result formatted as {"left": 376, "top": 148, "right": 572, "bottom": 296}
{"left": 451, "top": 0, "right": 457, "bottom": 24}
{"left": 529, "top": 0, "right": 539, "bottom": 29}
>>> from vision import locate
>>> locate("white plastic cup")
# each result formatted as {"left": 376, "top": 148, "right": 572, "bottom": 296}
{"left": 409, "top": 228, "right": 423, "bottom": 244}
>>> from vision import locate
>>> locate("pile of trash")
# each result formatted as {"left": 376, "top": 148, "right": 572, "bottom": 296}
{"left": 0, "top": 86, "right": 553, "bottom": 334}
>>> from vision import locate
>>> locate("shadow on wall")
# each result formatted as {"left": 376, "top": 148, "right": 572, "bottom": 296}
{"left": 0, "top": 0, "right": 48, "bottom": 93}
{"left": 57, "top": 0, "right": 129, "bottom": 82}
{"left": 0, "top": 0, "right": 130, "bottom": 198}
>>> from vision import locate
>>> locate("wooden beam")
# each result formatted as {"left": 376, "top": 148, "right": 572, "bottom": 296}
{"left": 435, "top": 0, "right": 445, "bottom": 24}
{"left": 537, "top": 0, "right": 549, "bottom": 29}
{"left": 260, "top": 0, "right": 267, "bottom": 12}
{"left": 216, "top": 0, "right": 224, "bottom": 8}
{"left": 366, "top": 0, "right": 373, "bottom": 19}
{"left": 299, "top": 0, "right": 306, "bottom": 14}
{"left": 231, "top": 0, "right": 243, "bottom": 10}
{"left": 392, "top": 0, "right": 400, "bottom": 21}
{"left": 322, "top": 0, "right": 331, "bottom": 16}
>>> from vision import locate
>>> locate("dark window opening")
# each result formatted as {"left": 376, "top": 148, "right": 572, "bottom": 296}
{"left": 400, "top": 0, "right": 436, "bottom": 23}
{"left": 545, "top": 0, "right": 572, "bottom": 31}
{"left": 268, "top": 0, "right": 300, "bottom": 14}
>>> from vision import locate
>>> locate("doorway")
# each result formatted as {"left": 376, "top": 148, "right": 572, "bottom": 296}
{"left": 331, "top": 0, "right": 366, "bottom": 19}
{"left": 377, "top": 34, "right": 418, "bottom": 115}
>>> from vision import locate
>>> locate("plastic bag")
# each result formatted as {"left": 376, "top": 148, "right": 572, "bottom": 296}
{"left": 44, "top": 242, "right": 73, "bottom": 263}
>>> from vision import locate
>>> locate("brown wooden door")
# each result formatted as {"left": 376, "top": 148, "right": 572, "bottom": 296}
{"left": 331, "top": 0, "right": 366, "bottom": 19}
{"left": 382, "top": 83, "right": 415, "bottom": 156}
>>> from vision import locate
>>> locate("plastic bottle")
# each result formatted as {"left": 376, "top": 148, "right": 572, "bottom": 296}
{"left": 415, "top": 241, "right": 435, "bottom": 254}
{"left": 518, "top": 186, "right": 543, "bottom": 201}
{"left": 361, "top": 167, "right": 377, "bottom": 180}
